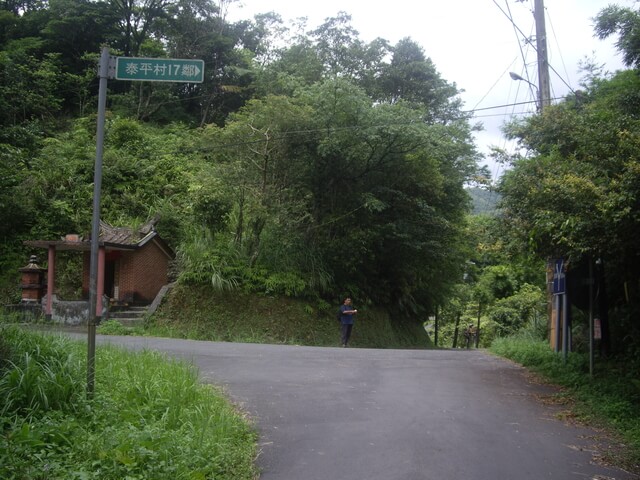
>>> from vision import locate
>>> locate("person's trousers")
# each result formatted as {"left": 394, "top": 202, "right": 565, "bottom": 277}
{"left": 341, "top": 323, "right": 353, "bottom": 346}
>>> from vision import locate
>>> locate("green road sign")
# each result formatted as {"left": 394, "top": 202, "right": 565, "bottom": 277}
{"left": 115, "top": 57, "right": 204, "bottom": 83}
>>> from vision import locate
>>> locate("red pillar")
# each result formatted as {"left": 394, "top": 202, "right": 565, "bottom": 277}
{"left": 96, "top": 247, "right": 105, "bottom": 317}
{"left": 46, "top": 246, "right": 55, "bottom": 318}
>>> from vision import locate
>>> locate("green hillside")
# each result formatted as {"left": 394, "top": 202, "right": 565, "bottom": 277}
{"left": 144, "top": 285, "right": 432, "bottom": 349}
{"left": 467, "top": 187, "right": 501, "bottom": 215}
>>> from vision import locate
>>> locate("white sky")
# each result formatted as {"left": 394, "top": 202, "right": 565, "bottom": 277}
{"left": 227, "top": 0, "right": 629, "bottom": 180}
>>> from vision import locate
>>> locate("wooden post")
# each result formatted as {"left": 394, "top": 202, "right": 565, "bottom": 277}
{"left": 96, "top": 247, "right": 106, "bottom": 317}
{"left": 534, "top": 0, "right": 551, "bottom": 110}
{"left": 452, "top": 313, "right": 461, "bottom": 349}
{"left": 46, "top": 245, "right": 55, "bottom": 319}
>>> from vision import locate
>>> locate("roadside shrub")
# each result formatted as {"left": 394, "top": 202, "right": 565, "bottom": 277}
{"left": 263, "top": 272, "right": 307, "bottom": 296}
{"left": 486, "top": 283, "right": 545, "bottom": 335}
{"left": 0, "top": 330, "right": 12, "bottom": 368}
{"left": 97, "top": 318, "right": 144, "bottom": 335}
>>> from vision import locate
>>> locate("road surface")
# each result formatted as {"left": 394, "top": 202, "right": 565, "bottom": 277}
{"left": 70, "top": 334, "right": 637, "bottom": 480}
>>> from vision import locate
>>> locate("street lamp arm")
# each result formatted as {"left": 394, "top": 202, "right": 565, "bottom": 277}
{"left": 509, "top": 71, "right": 537, "bottom": 90}
{"left": 509, "top": 71, "right": 540, "bottom": 111}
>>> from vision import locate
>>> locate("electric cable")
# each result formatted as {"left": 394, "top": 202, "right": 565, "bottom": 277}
{"left": 545, "top": 7, "right": 573, "bottom": 94}
{"left": 492, "top": 0, "right": 575, "bottom": 94}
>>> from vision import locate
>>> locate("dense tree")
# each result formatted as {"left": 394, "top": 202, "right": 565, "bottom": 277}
{"left": 42, "top": 0, "right": 120, "bottom": 71}
{"left": 595, "top": 3, "right": 640, "bottom": 69}
{"left": 0, "top": 38, "right": 65, "bottom": 123}
{"left": 499, "top": 68, "right": 640, "bottom": 354}
{"left": 0, "top": 0, "right": 44, "bottom": 16}
{"left": 193, "top": 77, "right": 477, "bottom": 315}
{"left": 199, "top": 95, "right": 314, "bottom": 261}
{"left": 0, "top": 2, "right": 483, "bottom": 326}
{"left": 16, "top": 117, "right": 196, "bottom": 239}
{"left": 158, "top": 0, "right": 259, "bottom": 126}
{"left": 376, "top": 38, "right": 461, "bottom": 123}
{"left": 430, "top": 212, "right": 547, "bottom": 347}
{"left": 254, "top": 15, "right": 463, "bottom": 126}
{"left": 254, "top": 14, "right": 392, "bottom": 99}
{"left": 110, "top": 0, "right": 174, "bottom": 57}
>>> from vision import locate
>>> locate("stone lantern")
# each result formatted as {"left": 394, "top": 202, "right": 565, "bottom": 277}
{"left": 19, "top": 255, "right": 47, "bottom": 303}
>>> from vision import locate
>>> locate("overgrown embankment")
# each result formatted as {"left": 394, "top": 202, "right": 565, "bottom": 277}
{"left": 147, "top": 284, "right": 431, "bottom": 349}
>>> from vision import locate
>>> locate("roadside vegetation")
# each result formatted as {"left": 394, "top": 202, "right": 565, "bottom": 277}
{"left": 0, "top": 324, "right": 257, "bottom": 480}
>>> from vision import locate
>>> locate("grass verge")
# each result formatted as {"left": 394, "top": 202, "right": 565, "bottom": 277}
{"left": 0, "top": 325, "right": 257, "bottom": 480}
{"left": 146, "top": 284, "right": 431, "bottom": 348}
{"left": 491, "top": 336, "right": 640, "bottom": 474}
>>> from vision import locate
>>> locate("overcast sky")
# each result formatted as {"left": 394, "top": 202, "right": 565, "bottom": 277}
{"left": 227, "top": 0, "right": 628, "bottom": 180}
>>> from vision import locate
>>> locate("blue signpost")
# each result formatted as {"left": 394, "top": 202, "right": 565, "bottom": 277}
{"left": 552, "top": 258, "right": 566, "bottom": 295}
{"left": 551, "top": 258, "right": 569, "bottom": 361}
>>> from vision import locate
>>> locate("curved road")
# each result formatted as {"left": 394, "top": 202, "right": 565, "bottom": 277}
{"left": 81, "top": 335, "right": 635, "bottom": 480}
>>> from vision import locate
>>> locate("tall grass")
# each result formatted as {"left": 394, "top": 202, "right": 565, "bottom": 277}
{"left": 491, "top": 336, "right": 640, "bottom": 473}
{"left": 0, "top": 325, "right": 257, "bottom": 479}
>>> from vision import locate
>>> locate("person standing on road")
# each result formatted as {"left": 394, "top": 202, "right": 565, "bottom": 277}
{"left": 339, "top": 297, "right": 358, "bottom": 347}
{"left": 464, "top": 324, "right": 477, "bottom": 349}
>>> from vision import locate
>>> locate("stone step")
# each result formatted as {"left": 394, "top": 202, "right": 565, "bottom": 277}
{"left": 115, "top": 317, "right": 145, "bottom": 327}
{"left": 108, "top": 303, "right": 148, "bottom": 327}
{"left": 109, "top": 309, "right": 147, "bottom": 319}
{"left": 110, "top": 305, "right": 148, "bottom": 312}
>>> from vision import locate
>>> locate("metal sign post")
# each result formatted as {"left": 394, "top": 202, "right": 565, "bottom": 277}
{"left": 588, "top": 259, "right": 594, "bottom": 376}
{"left": 552, "top": 259, "right": 566, "bottom": 358}
{"left": 86, "top": 49, "right": 204, "bottom": 397}
{"left": 87, "top": 46, "right": 111, "bottom": 397}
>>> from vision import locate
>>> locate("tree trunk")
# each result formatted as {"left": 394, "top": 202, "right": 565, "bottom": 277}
{"left": 596, "top": 260, "right": 611, "bottom": 356}
{"left": 475, "top": 302, "right": 482, "bottom": 348}
{"left": 452, "top": 313, "right": 461, "bottom": 349}
{"left": 434, "top": 305, "right": 439, "bottom": 347}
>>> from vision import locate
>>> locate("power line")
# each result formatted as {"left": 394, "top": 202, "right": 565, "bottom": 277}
{"left": 504, "top": 0, "right": 537, "bottom": 91}
{"left": 471, "top": 57, "right": 520, "bottom": 112}
{"left": 194, "top": 96, "right": 559, "bottom": 153}
{"left": 466, "top": 98, "right": 541, "bottom": 113}
{"left": 545, "top": 6, "right": 573, "bottom": 94}
{"left": 492, "top": 0, "right": 575, "bottom": 94}
{"left": 171, "top": 92, "right": 552, "bottom": 188}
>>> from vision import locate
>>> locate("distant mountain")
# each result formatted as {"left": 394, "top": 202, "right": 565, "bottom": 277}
{"left": 467, "top": 187, "right": 501, "bottom": 215}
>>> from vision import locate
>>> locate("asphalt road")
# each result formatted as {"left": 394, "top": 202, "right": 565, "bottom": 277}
{"left": 70, "top": 334, "right": 637, "bottom": 480}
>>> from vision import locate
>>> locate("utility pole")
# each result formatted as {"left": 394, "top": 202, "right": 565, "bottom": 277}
{"left": 534, "top": 0, "right": 551, "bottom": 110}
{"left": 533, "top": 0, "right": 568, "bottom": 360}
